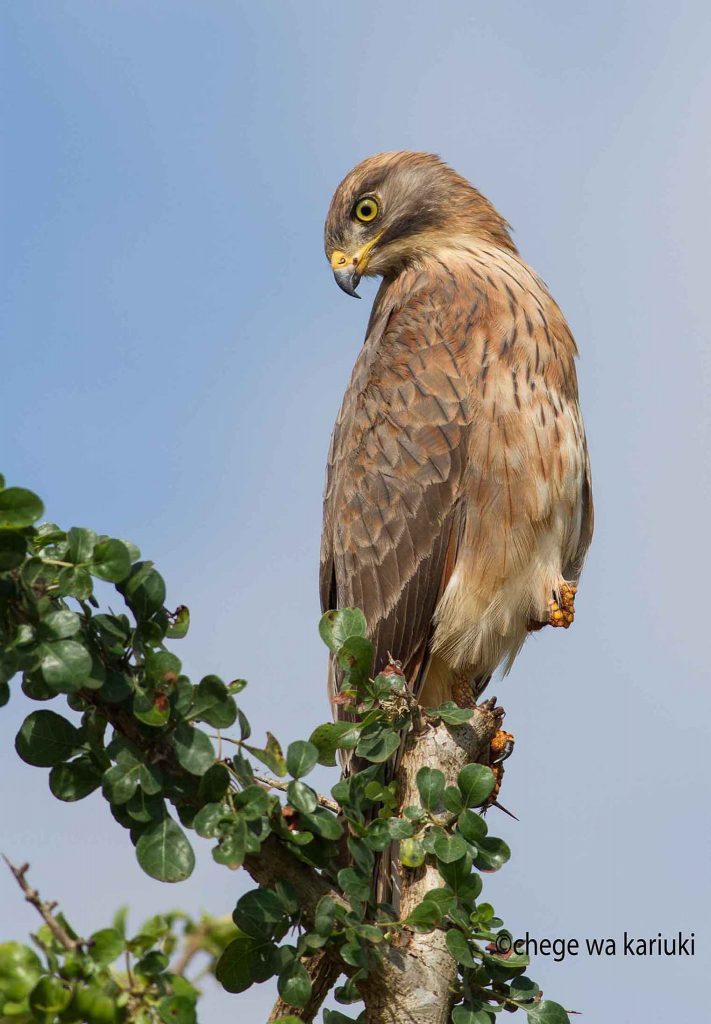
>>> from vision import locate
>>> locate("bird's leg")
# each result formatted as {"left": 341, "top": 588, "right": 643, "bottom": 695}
{"left": 451, "top": 673, "right": 478, "bottom": 709}
{"left": 451, "top": 680, "right": 516, "bottom": 812}
{"left": 527, "top": 581, "right": 577, "bottom": 631}
{"left": 487, "top": 726, "right": 516, "bottom": 812}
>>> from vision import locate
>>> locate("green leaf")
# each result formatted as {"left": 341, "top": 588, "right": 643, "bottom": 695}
{"left": 234, "top": 784, "right": 271, "bottom": 819}
{"left": 443, "top": 785, "right": 464, "bottom": 814}
{"left": 126, "top": 789, "right": 165, "bottom": 824}
{"left": 135, "top": 816, "right": 195, "bottom": 882}
{"left": 136, "top": 950, "right": 169, "bottom": 976}
{"left": 216, "top": 934, "right": 274, "bottom": 993}
{"left": 286, "top": 740, "right": 319, "bottom": 778}
{"left": 278, "top": 959, "right": 312, "bottom": 1009}
{"left": 451, "top": 1008, "right": 494, "bottom": 1024}
{"left": 103, "top": 758, "right": 143, "bottom": 804}
{"left": 133, "top": 690, "right": 171, "bottom": 728}
{"left": 510, "top": 977, "right": 540, "bottom": 1003}
{"left": 457, "top": 809, "right": 488, "bottom": 844}
{"left": 472, "top": 836, "right": 511, "bottom": 872}
{"left": 67, "top": 526, "right": 97, "bottom": 563}
{"left": 233, "top": 889, "right": 288, "bottom": 939}
{"left": 337, "top": 867, "right": 371, "bottom": 903}
{"left": 49, "top": 757, "right": 102, "bottom": 801}
{"left": 67, "top": 983, "right": 119, "bottom": 1023}
{"left": 158, "top": 995, "right": 197, "bottom": 1024}
{"left": 187, "top": 675, "right": 237, "bottom": 728}
{"left": 213, "top": 818, "right": 248, "bottom": 868}
{"left": 319, "top": 608, "right": 367, "bottom": 653}
{"left": 0, "top": 530, "right": 27, "bottom": 570}
{"left": 386, "top": 817, "right": 415, "bottom": 839}
{"left": 57, "top": 565, "right": 93, "bottom": 599}
{"left": 358, "top": 820, "right": 387, "bottom": 851}
{"left": 421, "top": 888, "right": 456, "bottom": 917}
{"left": 15, "top": 710, "right": 80, "bottom": 767}
{"left": 88, "top": 928, "right": 125, "bottom": 966}
{"left": 526, "top": 1001, "right": 570, "bottom": 1024}
{"left": 313, "top": 896, "right": 338, "bottom": 937}
{"left": 41, "top": 609, "right": 81, "bottom": 639}
{"left": 144, "top": 649, "right": 181, "bottom": 684}
{"left": 437, "top": 850, "right": 474, "bottom": 894}
{"left": 40, "top": 639, "right": 92, "bottom": 690}
{"left": 309, "top": 721, "right": 360, "bottom": 766}
{"left": 193, "top": 802, "right": 228, "bottom": 838}
{"left": 198, "top": 763, "right": 231, "bottom": 802}
{"left": 90, "top": 539, "right": 132, "bottom": 582}
{"left": 446, "top": 929, "right": 477, "bottom": 967}
{"left": 433, "top": 832, "right": 468, "bottom": 863}
{"left": 400, "top": 838, "right": 425, "bottom": 868}
{"left": 405, "top": 900, "right": 442, "bottom": 931}
{"left": 287, "top": 780, "right": 317, "bottom": 814}
{"left": 244, "top": 732, "right": 287, "bottom": 776}
{"left": 0, "top": 681, "right": 8, "bottom": 707}
{"left": 355, "top": 726, "right": 400, "bottom": 763}
{"left": 101, "top": 670, "right": 133, "bottom": 703}
{"left": 457, "top": 763, "right": 496, "bottom": 807}
{"left": 28, "top": 975, "right": 71, "bottom": 1022}
{"left": 340, "top": 940, "right": 368, "bottom": 968}
{"left": 347, "top": 837, "right": 374, "bottom": 876}
{"left": 426, "top": 701, "right": 475, "bottom": 725}
{"left": 416, "top": 766, "right": 445, "bottom": 811}
{"left": 118, "top": 561, "right": 166, "bottom": 621}
{"left": 0, "top": 487, "right": 44, "bottom": 528}
{"left": 337, "top": 635, "right": 373, "bottom": 690}
{"left": 301, "top": 806, "right": 343, "bottom": 840}
{"left": 0, "top": 942, "right": 43, "bottom": 1002}
{"left": 172, "top": 724, "right": 215, "bottom": 775}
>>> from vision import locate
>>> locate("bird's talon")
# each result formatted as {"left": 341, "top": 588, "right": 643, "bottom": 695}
{"left": 490, "top": 729, "right": 515, "bottom": 764}
{"left": 548, "top": 582, "right": 577, "bottom": 628}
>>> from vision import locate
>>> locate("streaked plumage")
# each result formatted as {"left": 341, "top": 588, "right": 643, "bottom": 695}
{"left": 321, "top": 152, "right": 592, "bottom": 713}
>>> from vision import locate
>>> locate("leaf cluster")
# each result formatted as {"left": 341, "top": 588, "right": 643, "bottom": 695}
{"left": 0, "top": 906, "right": 233, "bottom": 1024}
{"left": 0, "top": 476, "right": 571, "bottom": 1023}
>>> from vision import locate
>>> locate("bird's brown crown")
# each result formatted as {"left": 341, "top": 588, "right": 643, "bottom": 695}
{"left": 324, "top": 151, "right": 516, "bottom": 280}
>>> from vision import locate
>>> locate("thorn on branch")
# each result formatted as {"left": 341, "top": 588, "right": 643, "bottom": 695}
{"left": 2, "top": 854, "right": 80, "bottom": 951}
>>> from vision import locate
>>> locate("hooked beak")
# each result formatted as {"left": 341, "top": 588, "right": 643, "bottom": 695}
{"left": 330, "top": 251, "right": 362, "bottom": 298}
{"left": 329, "top": 233, "right": 383, "bottom": 299}
{"left": 333, "top": 264, "right": 362, "bottom": 298}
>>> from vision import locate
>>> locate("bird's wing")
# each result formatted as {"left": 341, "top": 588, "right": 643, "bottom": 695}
{"left": 320, "top": 269, "right": 471, "bottom": 699}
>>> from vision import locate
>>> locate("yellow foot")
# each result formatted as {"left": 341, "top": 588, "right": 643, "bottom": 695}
{"left": 490, "top": 729, "right": 515, "bottom": 765}
{"left": 487, "top": 727, "right": 515, "bottom": 809}
{"left": 527, "top": 582, "right": 578, "bottom": 631}
{"left": 548, "top": 582, "right": 577, "bottom": 628}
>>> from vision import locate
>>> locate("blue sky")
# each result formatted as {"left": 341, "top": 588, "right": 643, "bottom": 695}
{"left": 2, "top": 2, "right": 710, "bottom": 1020}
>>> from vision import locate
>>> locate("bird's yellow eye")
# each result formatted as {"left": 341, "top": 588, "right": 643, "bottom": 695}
{"left": 354, "top": 197, "right": 379, "bottom": 223}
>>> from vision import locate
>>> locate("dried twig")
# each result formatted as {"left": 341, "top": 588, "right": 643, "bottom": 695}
{"left": 170, "top": 920, "right": 212, "bottom": 977}
{"left": 3, "top": 855, "right": 80, "bottom": 951}
{"left": 253, "top": 773, "right": 340, "bottom": 814}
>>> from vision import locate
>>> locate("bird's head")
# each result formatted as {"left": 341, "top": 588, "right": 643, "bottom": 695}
{"left": 324, "top": 151, "right": 516, "bottom": 297}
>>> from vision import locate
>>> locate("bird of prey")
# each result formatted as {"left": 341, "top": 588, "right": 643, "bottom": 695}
{"left": 320, "top": 151, "right": 593, "bottom": 716}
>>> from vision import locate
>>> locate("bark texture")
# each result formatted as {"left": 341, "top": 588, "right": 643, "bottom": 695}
{"left": 361, "top": 702, "right": 501, "bottom": 1024}
{"left": 267, "top": 950, "right": 343, "bottom": 1023}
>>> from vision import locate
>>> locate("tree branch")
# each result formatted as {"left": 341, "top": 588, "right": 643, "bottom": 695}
{"left": 243, "top": 835, "right": 349, "bottom": 921}
{"left": 361, "top": 700, "right": 503, "bottom": 1024}
{"left": 267, "top": 950, "right": 342, "bottom": 1023}
{"left": 253, "top": 772, "right": 340, "bottom": 814}
{"left": 3, "top": 855, "right": 80, "bottom": 951}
